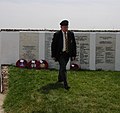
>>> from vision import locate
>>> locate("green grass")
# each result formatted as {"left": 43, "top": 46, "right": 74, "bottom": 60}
{"left": 3, "top": 66, "right": 120, "bottom": 113}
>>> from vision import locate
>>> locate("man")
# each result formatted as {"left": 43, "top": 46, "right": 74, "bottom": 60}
{"left": 51, "top": 20, "right": 76, "bottom": 90}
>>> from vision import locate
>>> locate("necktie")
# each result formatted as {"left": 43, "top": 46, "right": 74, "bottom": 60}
{"left": 64, "top": 32, "right": 68, "bottom": 52}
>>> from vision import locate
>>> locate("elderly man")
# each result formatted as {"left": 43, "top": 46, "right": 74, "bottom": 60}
{"left": 51, "top": 20, "right": 76, "bottom": 90}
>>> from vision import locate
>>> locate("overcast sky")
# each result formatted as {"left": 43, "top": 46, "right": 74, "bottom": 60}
{"left": 0, "top": 0, "right": 120, "bottom": 30}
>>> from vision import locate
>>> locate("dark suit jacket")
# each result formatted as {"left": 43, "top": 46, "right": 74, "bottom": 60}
{"left": 51, "top": 30, "right": 76, "bottom": 61}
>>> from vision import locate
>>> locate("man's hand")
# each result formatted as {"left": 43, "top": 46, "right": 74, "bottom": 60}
{"left": 71, "top": 57, "right": 76, "bottom": 61}
{"left": 53, "top": 57, "right": 56, "bottom": 61}
{"left": 53, "top": 57, "right": 58, "bottom": 62}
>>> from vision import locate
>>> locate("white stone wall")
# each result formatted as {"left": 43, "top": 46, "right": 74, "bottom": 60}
{"left": 0, "top": 31, "right": 120, "bottom": 71}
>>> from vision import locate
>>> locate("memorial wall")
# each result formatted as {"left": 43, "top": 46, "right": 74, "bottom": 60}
{"left": 0, "top": 30, "right": 120, "bottom": 71}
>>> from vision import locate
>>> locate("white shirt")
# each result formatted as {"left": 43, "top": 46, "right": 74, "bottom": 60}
{"left": 62, "top": 31, "right": 68, "bottom": 52}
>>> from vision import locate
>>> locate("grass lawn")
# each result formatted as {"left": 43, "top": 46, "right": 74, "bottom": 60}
{"left": 3, "top": 66, "right": 120, "bottom": 113}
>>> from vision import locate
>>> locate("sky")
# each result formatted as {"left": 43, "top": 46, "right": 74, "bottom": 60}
{"left": 0, "top": 0, "right": 120, "bottom": 30}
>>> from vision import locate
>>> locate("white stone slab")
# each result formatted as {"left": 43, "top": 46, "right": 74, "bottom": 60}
{"left": 74, "top": 33, "right": 90, "bottom": 69}
{"left": 39, "top": 32, "right": 45, "bottom": 60}
{"left": 90, "top": 33, "right": 96, "bottom": 70}
{"left": 19, "top": 32, "right": 39, "bottom": 61}
{"left": 96, "top": 33, "right": 116, "bottom": 70}
{"left": 1, "top": 32, "right": 19, "bottom": 64}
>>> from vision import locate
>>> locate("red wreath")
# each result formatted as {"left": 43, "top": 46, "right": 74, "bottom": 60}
{"left": 39, "top": 60, "right": 48, "bottom": 69}
{"left": 16, "top": 59, "right": 28, "bottom": 68}
{"left": 70, "top": 63, "right": 80, "bottom": 70}
{"left": 27, "top": 60, "right": 40, "bottom": 69}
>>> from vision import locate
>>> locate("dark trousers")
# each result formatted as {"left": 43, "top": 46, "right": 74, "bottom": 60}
{"left": 58, "top": 52, "right": 69, "bottom": 87}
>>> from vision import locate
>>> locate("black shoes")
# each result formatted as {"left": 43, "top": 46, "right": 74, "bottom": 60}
{"left": 57, "top": 79, "right": 70, "bottom": 90}
{"left": 64, "top": 82, "right": 70, "bottom": 90}
{"left": 57, "top": 79, "right": 64, "bottom": 82}
{"left": 64, "top": 86, "right": 70, "bottom": 90}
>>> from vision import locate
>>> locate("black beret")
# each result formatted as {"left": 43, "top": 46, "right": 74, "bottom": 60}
{"left": 60, "top": 20, "right": 69, "bottom": 26}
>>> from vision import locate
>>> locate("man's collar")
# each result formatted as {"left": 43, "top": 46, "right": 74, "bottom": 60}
{"left": 62, "top": 31, "right": 68, "bottom": 34}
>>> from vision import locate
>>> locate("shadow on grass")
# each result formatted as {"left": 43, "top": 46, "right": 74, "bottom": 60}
{"left": 38, "top": 82, "right": 64, "bottom": 94}
{"left": 32, "top": 111, "right": 45, "bottom": 113}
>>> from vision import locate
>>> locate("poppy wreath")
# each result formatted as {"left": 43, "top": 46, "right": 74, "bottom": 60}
{"left": 39, "top": 59, "right": 48, "bottom": 69}
{"left": 16, "top": 59, "right": 28, "bottom": 68}
{"left": 27, "top": 60, "right": 40, "bottom": 69}
{"left": 70, "top": 63, "right": 80, "bottom": 70}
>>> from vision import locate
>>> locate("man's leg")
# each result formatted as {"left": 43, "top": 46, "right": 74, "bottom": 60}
{"left": 58, "top": 53, "right": 69, "bottom": 89}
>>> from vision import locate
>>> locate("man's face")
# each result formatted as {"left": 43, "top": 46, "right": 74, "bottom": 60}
{"left": 61, "top": 25, "right": 68, "bottom": 32}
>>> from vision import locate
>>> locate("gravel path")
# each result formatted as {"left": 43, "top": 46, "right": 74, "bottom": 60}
{"left": 0, "top": 94, "right": 5, "bottom": 113}
{"left": 0, "top": 65, "right": 8, "bottom": 113}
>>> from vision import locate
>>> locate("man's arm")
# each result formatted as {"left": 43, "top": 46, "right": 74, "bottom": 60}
{"left": 51, "top": 33, "right": 57, "bottom": 58}
{"left": 72, "top": 32, "right": 76, "bottom": 57}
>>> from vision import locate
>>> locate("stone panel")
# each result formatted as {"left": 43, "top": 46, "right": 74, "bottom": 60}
{"left": 96, "top": 33, "right": 116, "bottom": 70}
{"left": 19, "top": 32, "right": 39, "bottom": 61}
{"left": 75, "top": 33, "right": 90, "bottom": 69}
